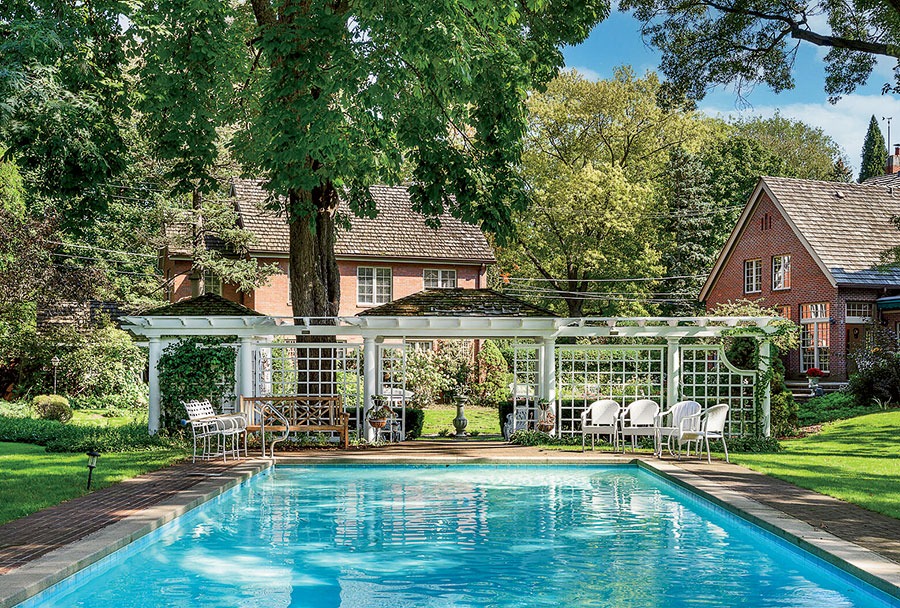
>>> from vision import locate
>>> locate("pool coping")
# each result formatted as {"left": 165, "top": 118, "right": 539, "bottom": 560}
{"left": 0, "top": 459, "right": 271, "bottom": 608}
{"left": 2, "top": 456, "right": 898, "bottom": 606}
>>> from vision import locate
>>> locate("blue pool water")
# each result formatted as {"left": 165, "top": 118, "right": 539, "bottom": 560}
{"left": 20, "top": 465, "right": 897, "bottom": 607}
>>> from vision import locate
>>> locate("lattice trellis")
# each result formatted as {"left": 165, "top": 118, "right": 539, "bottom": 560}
{"left": 255, "top": 341, "right": 363, "bottom": 430}
{"left": 378, "top": 343, "right": 408, "bottom": 440}
{"left": 556, "top": 346, "right": 665, "bottom": 436}
{"left": 511, "top": 343, "right": 539, "bottom": 422}
{"left": 679, "top": 345, "right": 756, "bottom": 437}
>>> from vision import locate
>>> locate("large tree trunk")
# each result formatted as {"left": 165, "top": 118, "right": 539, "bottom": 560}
{"left": 289, "top": 183, "right": 341, "bottom": 396}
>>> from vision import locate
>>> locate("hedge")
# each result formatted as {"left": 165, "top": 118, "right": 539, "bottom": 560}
{"left": 0, "top": 415, "right": 185, "bottom": 453}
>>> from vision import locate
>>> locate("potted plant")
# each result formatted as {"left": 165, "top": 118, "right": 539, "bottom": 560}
{"left": 367, "top": 397, "right": 393, "bottom": 429}
{"left": 805, "top": 367, "right": 826, "bottom": 389}
{"left": 536, "top": 399, "right": 554, "bottom": 432}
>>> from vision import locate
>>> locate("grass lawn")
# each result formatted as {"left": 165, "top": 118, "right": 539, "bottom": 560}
{"left": 0, "top": 442, "right": 185, "bottom": 525}
{"left": 420, "top": 405, "right": 501, "bottom": 436}
{"left": 71, "top": 409, "right": 141, "bottom": 427}
{"left": 731, "top": 411, "right": 900, "bottom": 519}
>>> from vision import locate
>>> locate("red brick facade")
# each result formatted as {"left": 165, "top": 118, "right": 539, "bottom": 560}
{"left": 164, "top": 256, "right": 488, "bottom": 318}
{"left": 702, "top": 192, "right": 895, "bottom": 381}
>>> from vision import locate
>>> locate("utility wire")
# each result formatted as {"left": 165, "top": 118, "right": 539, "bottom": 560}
{"left": 49, "top": 241, "right": 157, "bottom": 259}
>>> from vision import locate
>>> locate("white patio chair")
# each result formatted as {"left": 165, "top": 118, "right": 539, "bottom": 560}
{"left": 679, "top": 403, "right": 730, "bottom": 463}
{"left": 183, "top": 400, "right": 247, "bottom": 463}
{"left": 580, "top": 399, "right": 621, "bottom": 452}
{"left": 503, "top": 406, "right": 530, "bottom": 441}
{"left": 619, "top": 399, "right": 660, "bottom": 452}
{"left": 654, "top": 400, "right": 702, "bottom": 458}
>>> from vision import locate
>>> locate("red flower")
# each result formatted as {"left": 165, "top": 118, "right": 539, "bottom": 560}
{"left": 805, "top": 367, "right": 826, "bottom": 378}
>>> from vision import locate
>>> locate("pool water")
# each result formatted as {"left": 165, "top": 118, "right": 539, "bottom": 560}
{"left": 21, "top": 465, "right": 896, "bottom": 607}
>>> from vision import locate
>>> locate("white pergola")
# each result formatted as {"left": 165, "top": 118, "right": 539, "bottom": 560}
{"left": 122, "top": 313, "right": 778, "bottom": 438}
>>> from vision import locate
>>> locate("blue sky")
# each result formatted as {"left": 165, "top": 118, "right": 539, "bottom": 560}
{"left": 562, "top": 12, "right": 900, "bottom": 174}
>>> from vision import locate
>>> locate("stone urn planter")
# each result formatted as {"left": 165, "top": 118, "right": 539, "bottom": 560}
{"left": 536, "top": 399, "right": 555, "bottom": 433}
{"left": 453, "top": 393, "right": 469, "bottom": 438}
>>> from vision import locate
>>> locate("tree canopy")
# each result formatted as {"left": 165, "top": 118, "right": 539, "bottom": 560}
{"left": 859, "top": 115, "right": 889, "bottom": 182}
{"left": 620, "top": 0, "right": 900, "bottom": 101}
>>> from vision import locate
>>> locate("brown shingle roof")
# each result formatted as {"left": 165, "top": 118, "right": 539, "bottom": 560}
{"left": 762, "top": 176, "right": 900, "bottom": 285}
{"left": 230, "top": 179, "right": 496, "bottom": 263}
{"left": 863, "top": 173, "right": 900, "bottom": 188}
{"left": 143, "top": 293, "right": 262, "bottom": 316}
{"left": 357, "top": 288, "right": 557, "bottom": 317}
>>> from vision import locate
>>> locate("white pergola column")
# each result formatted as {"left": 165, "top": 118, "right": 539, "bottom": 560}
{"left": 540, "top": 337, "right": 557, "bottom": 435}
{"left": 147, "top": 337, "right": 162, "bottom": 435}
{"left": 363, "top": 336, "right": 378, "bottom": 442}
{"left": 759, "top": 339, "right": 772, "bottom": 437}
{"left": 238, "top": 337, "right": 254, "bottom": 405}
{"left": 666, "top": 337, "right": 682, "bottom": 407}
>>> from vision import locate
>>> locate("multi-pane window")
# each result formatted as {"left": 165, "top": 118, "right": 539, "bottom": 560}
{"left": 772, "top": 255, "right": 791, "bottom": 290}
{"left": 744, "top": 259, "right": 762, "bottom": 293}
{"left": 778, "top": 305, "right": 792, "bottom": 320}
{"left": 846, "top": 302, "right": 873, "bottom": 324}
{"left": 203, "top": 271, "right": 222, "bottom": 296}
{"left": 800, "top": 303, "right": 830, "bottom": 372}
{"left": 357, "top": 267, "right": 392, "bottom": 305}
{"left": 424, "top": 269, "right": 457, "bottom": 289}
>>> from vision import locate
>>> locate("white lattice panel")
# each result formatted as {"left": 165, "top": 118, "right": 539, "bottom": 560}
{"left": 680, "top": 346, "right": 756, "bottom": 437}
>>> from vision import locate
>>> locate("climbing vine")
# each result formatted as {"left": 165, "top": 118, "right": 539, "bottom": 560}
{"left": 158, "top": 336, "right": 237, "bottom": 430}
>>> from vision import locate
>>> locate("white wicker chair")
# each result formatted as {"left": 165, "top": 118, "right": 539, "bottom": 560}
{"left": 183, "top": 400, "right": 247, "bottom": 462}
{"left": 580, "top": 399, "right": 621, "bottom": 452}
{"left": 619, "top": 399, "right": 660, "bottom": 452}
{"left": 679, "top": 403, "right": 730, "bottom": 463}
{"left": 654, "top": 400, "right": 702, "bottom": 458}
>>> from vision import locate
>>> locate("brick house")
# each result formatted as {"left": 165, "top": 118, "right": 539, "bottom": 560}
{"left": 162, "top": 180, "right": 495, "bottom": 317}
{"left": 699, "top": 175, "right": 900, "bottom": 381}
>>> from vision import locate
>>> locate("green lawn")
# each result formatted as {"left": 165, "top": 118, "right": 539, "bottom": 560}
{"left": 420, "top": 405, "right": 501, "bottom": 437}
{"left": 732, "top": 411, "right": 900, "bottom": 519}
{"left": 71, "top": 409, "right": 141, "bottom": 427}
{"left": 0, "top": 442, "right": 185, "bottom": 525}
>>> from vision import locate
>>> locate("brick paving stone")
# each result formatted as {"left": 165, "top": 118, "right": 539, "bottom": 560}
{"left": 0, "top": 460, "right": 235, "bottom": 575}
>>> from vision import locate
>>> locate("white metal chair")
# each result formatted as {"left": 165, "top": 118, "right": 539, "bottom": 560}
{"left": 580, "top": 399, "right": 621, "bottom": 452}
{"left": 654, "top": 400, "right": 702, "bottom": 458}
{"left": 680, "top": 403, "right": 730, "bottom": 463}
{"left": 619, "top": 399, "right": 660, "bottom": 452}
{"left": 503, "top": 405, "right": 530, "bottom": 440}
{"left": 183, "top": 400, "right": 247, "bottom": 462}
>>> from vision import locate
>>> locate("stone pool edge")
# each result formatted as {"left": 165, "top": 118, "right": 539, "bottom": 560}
{"left": 0, "top": 459, "right": 272, "bottom": 608}
{"left": 637, "top": 459, "right": 900, "bottom": 603}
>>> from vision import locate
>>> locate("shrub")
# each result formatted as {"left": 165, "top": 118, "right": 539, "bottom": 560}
{"left": 32, "top": 394, "right": 73, "bottom": 423}
{"left": 0, "top": 415, "right": 185, "bottom": 452}
{"left": 798, "top": 391, "right": 884, "bottom": 426}
{"left": 848, "top": 325, "right": 900, "bottom": 406}
{"left": 158, "top": 337, "right": 236, "bottom": 430}
{"left": 70, "top": 392, "right": 147, "bottom": 412}
{"left": 470, "top": 340, "right": 508, "bottom": 406}
{"left": 403, "top": 406, "right": 425, "bottom": 439}
{"left": 405, "top": 350, "right": 451, "bottom": 407}
{"left": 724, "top": 436, "right": 782, "bottom": 453}
{"left": 509, "top": 430, "right": 579, "bottom": 446}
{"left": 769, "top": 391, "right": 798, "bottom": 437}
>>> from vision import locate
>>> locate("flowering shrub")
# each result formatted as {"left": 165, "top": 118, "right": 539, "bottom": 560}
{"left": 848, "top": 326, "right": 900, "bottom": 407}
{"left": 805, "top": 367, "right": 826, "bottom": 378}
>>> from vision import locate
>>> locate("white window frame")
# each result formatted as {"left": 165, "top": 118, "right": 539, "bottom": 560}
{"left": 203, "top": 270, "right": 222, "bottom": 296}
{"left": 286, "top": 264, "right": 291, "bottom": 305}
{"left": 800, "top": 302, "right": 830, "bottom": 373}
{"left": 424, "top": 269, "right": 458, "bottom": 289}
{"left": 744, "top": 259, "right": 762, "bottom": 294}
{"left": 357, "top": 266, "right": 392, "bottom": 306}
{"left": 772, "top": 254, "right": 791, "bottom": 291}
{"left": 845, "top": 302, "right": 873, "bottom": 324}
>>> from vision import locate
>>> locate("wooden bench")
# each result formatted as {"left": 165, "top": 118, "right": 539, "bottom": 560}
{"left": 239, "top": 395, "right": 350, "bottom": 449}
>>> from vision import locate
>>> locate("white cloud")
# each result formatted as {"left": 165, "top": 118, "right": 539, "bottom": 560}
{"left": 701, "top": 93, "right": 900, "bottom": 174}
{"left": 570, "top": 65, "right": 603, "bottom": 81}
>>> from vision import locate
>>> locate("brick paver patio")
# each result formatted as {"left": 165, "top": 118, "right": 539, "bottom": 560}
{"left": 0, "top": 460, "right": 236, "bottom": 575}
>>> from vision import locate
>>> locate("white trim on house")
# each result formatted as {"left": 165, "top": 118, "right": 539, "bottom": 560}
{"left": 699, "top": 179, "right": 838, "bottom": 302}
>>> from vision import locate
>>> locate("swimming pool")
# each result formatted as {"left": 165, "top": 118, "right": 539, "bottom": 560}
{"left": 18, "top": 465, "right": 898, "bottom": 607}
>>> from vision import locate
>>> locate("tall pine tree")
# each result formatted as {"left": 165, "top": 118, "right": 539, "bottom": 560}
{"left": 859, "top": 115, "right": 888, "bottom": 182}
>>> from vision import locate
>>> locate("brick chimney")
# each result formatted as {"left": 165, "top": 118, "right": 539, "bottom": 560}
{"left": 887, "top": 144, "right": 900, "bottom": 175}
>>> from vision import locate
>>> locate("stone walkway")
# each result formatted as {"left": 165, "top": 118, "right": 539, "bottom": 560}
{"left": 1, "top": 440, "right": 898, "bottom": 589}
{"left": 0, "top": 461, "right": 237, "bottom": 575}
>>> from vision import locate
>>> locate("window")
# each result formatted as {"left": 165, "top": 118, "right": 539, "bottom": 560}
{"left": 357, "top": 267, "right": 392, "bottom": 305}
{"left": 846, "top": 302, "right": 873, "bottom": 324}
{"left": 772, "top": 255, "right": 791, "bottom": 290}
{"left": 744, "top": 259, "right": 762, "bottom": 293}
{"left": 800, "top": 303, "right": 830, "bottom": 372}
{"left": 778, "top": 305, "right": 792, "bottom": 320}
{"left": 424, "top": 269, "right": 457, "bottom": 289}
{"left": 203, "top": 271, "right": 222, "bottom": 296}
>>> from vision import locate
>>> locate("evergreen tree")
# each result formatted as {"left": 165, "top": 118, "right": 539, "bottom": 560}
{"left": 859, "top": 116, "right": 888, "bottom": 182}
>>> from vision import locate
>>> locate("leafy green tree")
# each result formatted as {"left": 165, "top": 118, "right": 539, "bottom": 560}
{"left": 859, "top": 115, "right": 889, "bottom": 182}
{"left": 498, "top": 69, "right": 699, "bottom": 316}
{"left": 620, "top": 0, "right": 900, "bottom": 101}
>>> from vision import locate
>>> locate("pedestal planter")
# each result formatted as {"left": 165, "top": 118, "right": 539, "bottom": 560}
{"left": 370, "top": 418, "right": 388, "bottom": 429}
{"left": 453, "top": 395, "right": 469, "bottom": 438}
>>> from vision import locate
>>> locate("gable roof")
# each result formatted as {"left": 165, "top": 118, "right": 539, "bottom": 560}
{"left": 142, "top": 293, "right": 262, "bottom": 317}
{"left": 700, "top": 176, "right": 900, "bottom": 300}
{"left": 863, "top": 172, "right": 900, "bottom": 188}
{"left": 230, "top": 179, "right": 496, "bottom": 263}
{"left": 357, "top": 288, "right": 557, "bottom": 317}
